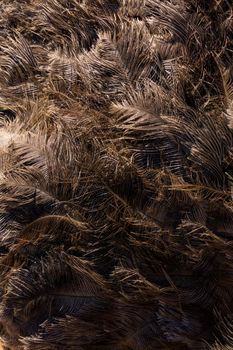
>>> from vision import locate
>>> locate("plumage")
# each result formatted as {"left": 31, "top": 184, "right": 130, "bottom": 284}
{"left": 0, "top": 0, "right": 232, "bottom": 349}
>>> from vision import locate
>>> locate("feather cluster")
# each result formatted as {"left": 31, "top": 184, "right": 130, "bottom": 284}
{"left": 0, "top": 0, "right": 233, "bottom": 349}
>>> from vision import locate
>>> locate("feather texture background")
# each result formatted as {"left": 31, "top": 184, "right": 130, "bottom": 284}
{"left": 0, "top": 0, "right": 232, "bottom": 349}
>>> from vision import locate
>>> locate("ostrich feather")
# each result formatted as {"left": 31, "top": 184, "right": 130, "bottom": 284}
{"left": 0, "top": 0, "right": 232, "bottom": 349}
